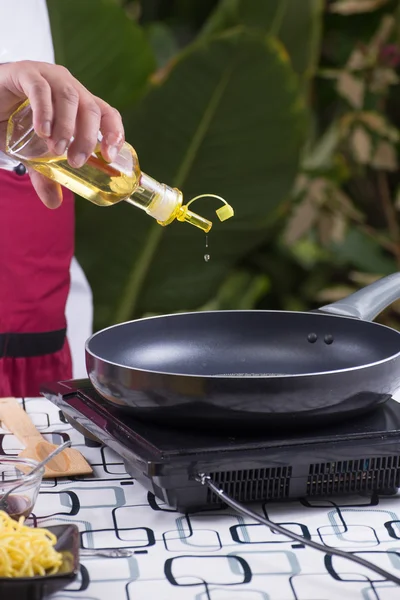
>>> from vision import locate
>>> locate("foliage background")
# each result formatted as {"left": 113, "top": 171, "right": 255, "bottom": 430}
{"left": 47, "top": 0, "right": 400, "bottom": 331}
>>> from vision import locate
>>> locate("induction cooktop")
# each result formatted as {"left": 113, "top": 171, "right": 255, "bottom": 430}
{"left": 41, "top": 379, "right": 400, "bottom": 511}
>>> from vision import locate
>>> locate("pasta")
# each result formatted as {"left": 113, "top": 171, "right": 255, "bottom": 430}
{"left": 0, "top": 511, "right": 62, "bottom": 577}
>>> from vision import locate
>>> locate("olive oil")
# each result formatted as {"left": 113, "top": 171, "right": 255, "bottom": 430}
{"left": 204, "top": 235, "right": 210, "bottom": 262}
{"left": 27, "top": 149, "right": 139, "bottom": 207}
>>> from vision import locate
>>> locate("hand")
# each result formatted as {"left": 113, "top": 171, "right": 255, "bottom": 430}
{"left": 0, "top": 60, "right": 125, "bottom": 208}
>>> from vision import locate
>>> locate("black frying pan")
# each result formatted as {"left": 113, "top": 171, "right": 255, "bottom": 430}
{"left": 85, "top": 274, "right": 400, "bottom": 430}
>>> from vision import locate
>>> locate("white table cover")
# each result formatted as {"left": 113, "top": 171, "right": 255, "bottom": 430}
{"left": 1, "top": 397, "right": 399, "bottom": 600}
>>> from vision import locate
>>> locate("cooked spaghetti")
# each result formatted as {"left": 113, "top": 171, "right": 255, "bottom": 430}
{"left": 0, "top": 511, "right": 62, "bottom": 577}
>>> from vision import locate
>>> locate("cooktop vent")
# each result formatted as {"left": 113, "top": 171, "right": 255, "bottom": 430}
{"left": 206, "top": 466, "right": 292, "bottom": 504}
{"left": 307, "top": 455, "right": 400, "bottom": 496}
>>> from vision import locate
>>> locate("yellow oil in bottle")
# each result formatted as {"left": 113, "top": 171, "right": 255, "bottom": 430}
{"left": 27, "top": 148, "right": 141, "bottom": 207}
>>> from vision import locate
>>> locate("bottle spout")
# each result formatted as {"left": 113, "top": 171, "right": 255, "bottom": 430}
{"left": 186, "top": 193, "right": 234, "bottom": 224}
{"left": 156, "top": 190, "right": 232, "bottom": 232}
{"left": 176, "top": 206, "right": 212, "bottom": 233}
{"left": 173, "top": 193, "right": 234, "bottom": 232}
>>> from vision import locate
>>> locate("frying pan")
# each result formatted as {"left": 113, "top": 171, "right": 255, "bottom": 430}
{"left": 85, "top": 273, "right": 400, "bottom": 430}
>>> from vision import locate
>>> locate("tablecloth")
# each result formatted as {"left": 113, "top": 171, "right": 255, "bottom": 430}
{"left": 1, "top": 397, "right": 400, "bottom": 600}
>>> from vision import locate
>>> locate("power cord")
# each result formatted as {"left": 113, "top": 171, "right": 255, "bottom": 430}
{"left": 196, "top": 473, "right": 400, "bottom": 586}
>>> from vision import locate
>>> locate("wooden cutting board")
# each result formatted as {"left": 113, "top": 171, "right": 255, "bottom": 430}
{"left": 0, "top": 398, "right": 93, "bottom": 478}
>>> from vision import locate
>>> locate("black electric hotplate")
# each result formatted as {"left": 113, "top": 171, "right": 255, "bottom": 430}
{"left": 41, "top": 379, "right": 400, "bottom": 511}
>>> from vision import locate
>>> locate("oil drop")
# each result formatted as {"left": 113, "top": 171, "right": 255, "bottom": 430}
{"left": 204, "top": 235, "right": 210, "bottom": 262}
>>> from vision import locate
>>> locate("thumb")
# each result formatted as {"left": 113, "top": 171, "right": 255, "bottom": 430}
{"left": 28, "top": 168, "right": 63, "bottom": 209}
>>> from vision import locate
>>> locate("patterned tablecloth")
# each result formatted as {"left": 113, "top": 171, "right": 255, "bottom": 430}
{"left": 2, "top": 397, "right": 400, "bottom": 600}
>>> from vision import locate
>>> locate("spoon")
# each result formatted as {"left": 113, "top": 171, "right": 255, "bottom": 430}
{"left": 0, "top": 440, "right": 72, "bottom": 511}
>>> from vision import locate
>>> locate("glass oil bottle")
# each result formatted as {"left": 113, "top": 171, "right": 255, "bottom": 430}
{"left": 6, "top": 100, "right": 234, "bottom": 233}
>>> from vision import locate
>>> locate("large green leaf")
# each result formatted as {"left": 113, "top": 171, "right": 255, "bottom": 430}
{"left": 200, "top": 0, "right": 324, "bottom": 80}
{"left": 46, "top": 0, "right": 156, "bottom": 109}
{"left": 331, "top": 229, "right": 395, "bottom": 274}
{"left": 75, "top": 29, "right": 306, "bottom": 329}
{"left": 144, "top": 22, "right": 179, "bottom": 68}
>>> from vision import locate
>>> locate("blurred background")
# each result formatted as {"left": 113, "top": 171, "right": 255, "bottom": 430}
{"left": 48, "top": 0, "right": 400, "bottom": 331}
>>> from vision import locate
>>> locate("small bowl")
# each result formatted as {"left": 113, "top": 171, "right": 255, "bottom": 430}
{"left": 0, "top": 523, "right": 80, "bottom": 600}
{"left": 0, "top": 457, "right": 44, "bottom": 519}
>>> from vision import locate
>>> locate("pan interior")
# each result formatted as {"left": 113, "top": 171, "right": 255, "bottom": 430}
{"left": 87, "top": 311, "right": 400, "bottom": 376}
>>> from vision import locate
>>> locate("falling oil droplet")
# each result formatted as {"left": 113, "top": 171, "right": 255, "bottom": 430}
{"left": 204, "top": 235, "right": 210, "bottom": 262}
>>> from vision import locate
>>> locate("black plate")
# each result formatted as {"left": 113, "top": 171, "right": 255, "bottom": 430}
{"left": 0, "top": 524, "right": 79, "bottom": 600}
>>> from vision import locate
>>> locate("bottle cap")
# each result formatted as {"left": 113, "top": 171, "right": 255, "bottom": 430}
{"left": 216, "top": 203, "right": 234, "bottom": 221}
{"left": 185, "top": 193, "right": 234, "bottom": 225}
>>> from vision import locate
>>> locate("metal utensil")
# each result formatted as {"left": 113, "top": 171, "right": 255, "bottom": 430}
{"left": 80, "top": 548, "right": 133, "bottom": 558}
{"left": 0, "top": 440, "right": 71, "bottom": 511}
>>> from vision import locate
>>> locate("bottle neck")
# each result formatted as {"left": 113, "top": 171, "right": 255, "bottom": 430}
{"left": 126, "top": 173, "right": 213, "bottom": 232}
{"left": 126, "top": 172, "right": 183, "bottom": 223}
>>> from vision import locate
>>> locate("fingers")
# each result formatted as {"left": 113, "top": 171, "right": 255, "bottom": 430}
{"left": 48, "top": 82, "right": 79, "bottom": 157}
{"left": 97, "top": 100, "right": 125, "bottom": 163}
{"left": 41, "top": 66, "right": 90, "bottom": 162}
{"left": 28, "top": 168, "right": 63, "bottom": 209}
{"left": 13, "top": 63, "right": 78, "bottom": 147}
{"left": 23, "top": 75, "right": 53, "bottom": 139}
{"left": 0, "top": 121, "right": 7, "bottom": 153}
{"left": 41, "top": 68, "right": 124, "bottom": 166}
{"left": 67, "top": 98, "right": 101, "bottom": 167}
{"left": 10, "top": 65, "right": 54, "bottom": 138}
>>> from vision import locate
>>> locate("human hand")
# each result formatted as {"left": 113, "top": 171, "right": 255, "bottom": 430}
{"left": 0, "top": 60, "right": 125, "bottom": 208}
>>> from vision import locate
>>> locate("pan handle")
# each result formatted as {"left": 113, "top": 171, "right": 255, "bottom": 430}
{"left": 317, "top": 273, "right": 400, "bottom": 321}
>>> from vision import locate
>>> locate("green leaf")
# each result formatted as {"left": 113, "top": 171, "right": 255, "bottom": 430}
{"left": 144, "top": 22, "right": 179, "bottom": 69}
{"left": 75, "top": 29, "right": 307, "bottom": 329}
{"left": 302, "top": 122, "right": 341, "bottom": 171}
{"left": 46, "top": 0, "right": 156, "bottom": 110}
{"left": 286, "top": 238, "right": 331, "bottom": 268}
{"left": 200, "top": 0, "right": 324, "bottom": 79}
{"left": 332, "top": 228, "right": 395, "bottom": 273}
{"left": 329, "top": 0, "right": 390, "bottom": 15}
{"left": 200, "top": 0, "right": 240, "bottom": 37}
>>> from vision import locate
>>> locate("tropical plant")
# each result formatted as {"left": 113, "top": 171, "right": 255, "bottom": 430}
{"left": 47, "top": 0, "right": 400, "bottom": 331}
{"left": 47, "top": 0, "right": 316, "bottom": 329}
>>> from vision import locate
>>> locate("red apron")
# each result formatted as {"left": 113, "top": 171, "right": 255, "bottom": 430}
{"left": 0, "top": 168, "right": 74, "bottom": 397}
